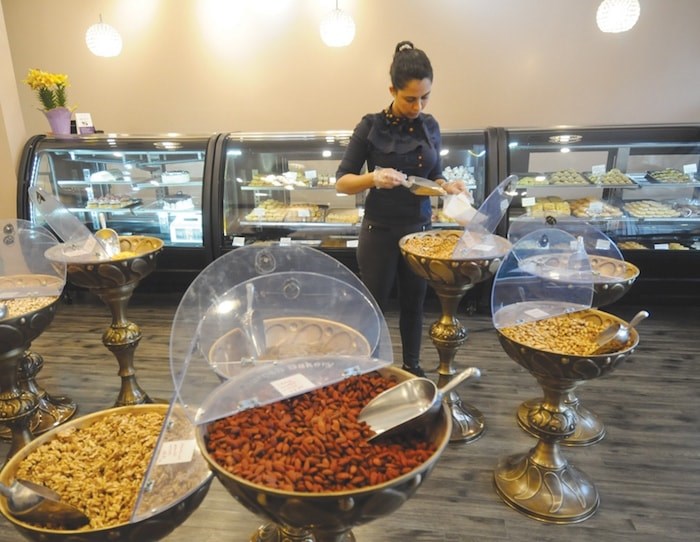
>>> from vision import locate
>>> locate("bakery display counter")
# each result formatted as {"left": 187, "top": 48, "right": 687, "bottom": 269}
{"left": 212, "top": 130, "right": 494, "bottom": 261}
{"left": 500, "top": 124, "right": 700, "bottom": 302}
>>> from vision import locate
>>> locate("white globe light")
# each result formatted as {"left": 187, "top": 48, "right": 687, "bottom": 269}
{"left": 320, "top": 9, "right": 356, "bottom": 47}
{"left": 85, "top": 21, "right": 123, "bottom": 57}
{"left": 596, "top": 0, "right": 641, "bottom": 33}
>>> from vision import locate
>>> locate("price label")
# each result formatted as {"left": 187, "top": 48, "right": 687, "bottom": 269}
{"left": 156, "top": 439, "right": 196, "bottom": 465}
{"left": 591, "top": 164, "right": 606, "bottom": 175}
{"left": 279, "top": 237, "right": 292, "bottom": 246}
{"left": 521, "top": 196, "right": 536, "bottom": 207}
{"left": 654, "top": 243, "right": 670, "bottom": 250}
{"left": 683, "top": 163, "right": 697, "bottom": 174}
{"left": 525, "top": 308, "right": 551, "bottom": 319}
{"left": 232, "top": 236, "right": 246, "bottom": 247}
{"left": 296, "top": 208, "right": 311, "bottom": 218}
{"left": 595, "top": 239, "right": 611, "bottom": 251}
{"left": 346, "top": 239, "right": 359, "bottom": 248}
{"left": 305, "top": 170, "right": 317, "bottom": 180}
{"left": 252, "top": 208, "right": 266, "bottom": 217}
{"left": 270, "top": 373, "right": 315, "bottom": 397}
{"left": 589, "top": 201, "right": 604, "bottom": 214}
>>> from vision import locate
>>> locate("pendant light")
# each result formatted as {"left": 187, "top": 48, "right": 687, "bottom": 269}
{"left": 85, "top": 15, "right": 123, "bottom": 57}
{"left": 596, "top": 0, "right": 641, "bottom": 33}
{"left": 320, "top": 0, "right": 356, "bottom": 48}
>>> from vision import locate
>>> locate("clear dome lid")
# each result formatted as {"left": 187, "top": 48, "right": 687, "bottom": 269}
{"left": 29, "top": 187, "right": 112, "bottom": 261}
{"left": 170, "top": 245, "right": 392, "bottom": 425}
{"left": 491, "top": 227, "right": 594, "bottom": 329}
{"left": 508, "top": 218, "right": 626, "bottom": 284}
{"left": 452, "top": 175, "right": 518, "bottom": 259}
{"left": 0, "top": 218, "right": 66, "bottom": 301}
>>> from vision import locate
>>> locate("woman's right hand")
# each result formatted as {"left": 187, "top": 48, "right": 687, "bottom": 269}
{"left": 372, "top": 167, "right": 406, "bottom": 189}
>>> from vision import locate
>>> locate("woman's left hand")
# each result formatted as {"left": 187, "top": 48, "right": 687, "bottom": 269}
{"left": 439, "top": 178, "right": 470, "bottom": 197}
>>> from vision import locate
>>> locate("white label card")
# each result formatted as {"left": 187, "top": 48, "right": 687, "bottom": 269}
{"left": 157, "top": 439, "right": 196, "bottom": 465}
{"left": 591, "top": 164, "right": 606, "bottom": 175}
{"left": 595, "top": 239, "right": 611, "bottom": 251}
{"left": 279, "top": 237, "right": 292, "bottom": 246}
{"left": 346, "top": 239, "right": 359, "bottom": 248}
{"left": 589, "top": 201, "right": 604, "bottom": 214}
{"left": 270, "top": 373, "right": 315, "bottom": 397}
{"left": 232, "top": 236, "right": 246, "bottom": 247}
{"left": 305, "top": 170, "right": 317, "bottom": 180}
{"left": 683, "top": 163, "right": 697, "bottom": 174}
{"left": 297, "top": 208, "right": 311, "bottom": 218}
{"left": 525, "top": 308, "right": 551, "bottom": 319}
{"left": 522, "top": 196, "right": 536, "bottom": 207}
{"left": 654, "top": 243, "right": 670, "bottom": 250}
{"left": 252, "top": 208, "right": 266, "bottom": 217}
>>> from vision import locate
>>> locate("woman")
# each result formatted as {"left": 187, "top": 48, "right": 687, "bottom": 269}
{"left": 336, "top": 40, "right": 464, "bottom": 377}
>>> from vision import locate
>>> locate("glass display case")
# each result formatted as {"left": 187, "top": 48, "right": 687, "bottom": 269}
{"left": 212, "top": 129, "right": 496, "bottom": 271}
{"left": 500, "top": 124, "right": 700, "bottom": 302}
{"left": 17, "top": 134, "right": 217, "bottom": 287}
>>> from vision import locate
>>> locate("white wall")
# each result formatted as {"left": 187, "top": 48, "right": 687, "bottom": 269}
{"left": 1, "top": 0, "right": 699, "bottom": 216}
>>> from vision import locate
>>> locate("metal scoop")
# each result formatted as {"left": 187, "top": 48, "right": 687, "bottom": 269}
{"left": 593, "top": 310, "right": 649, "bottom": 355}
{"left": 0, "top": 479, "right": 89, "bottom": 528}
{"left": 359, "top": 367, "right": 481, "bottom": 441}
{"left": 402, "top": 176, "right": 447, "bottom": 196}
{"left": 95, "top": 214, "right": 120, "bottom": 257}
{"left": 242, "top": 282, "right": 266, "bottom": 359}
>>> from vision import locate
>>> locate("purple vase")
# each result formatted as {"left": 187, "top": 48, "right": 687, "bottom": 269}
{"left": 43, "top": 107, "right": 72, "bottom": 135}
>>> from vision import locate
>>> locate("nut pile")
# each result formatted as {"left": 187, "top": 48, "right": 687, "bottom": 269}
{"left": 402, "top": 235, "right": 459, "bottom": 259}
{"left": 0, "top": 296, "right": 57, "bottom": 321}
{"left": 499, "top": 312, "right": 632, "bottom": 356}
{"left": 15, "top": 411, "right": 165, "bottom": 530}
{"left": 206, "top": 372, "right": 438, "bottom": 492}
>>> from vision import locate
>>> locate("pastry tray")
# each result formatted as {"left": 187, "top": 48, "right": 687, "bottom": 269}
{"left": 645, "top": 169, "right": 699, "bottom": 185}
{"left": 85, "top": 198, "right": 142, "bottom": 210}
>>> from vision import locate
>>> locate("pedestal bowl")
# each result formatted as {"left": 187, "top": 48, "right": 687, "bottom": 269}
{"left": 399, "top": 229, "right": 511, "bottom": 442}
{"left": 0, "top": 285, "right": 61, "bottom": 461}
{"left": 45, "top": 236, "right": 164, "bottom": 406}
{"left": 515, "top": 253, "right": 640, "bottom": 445}
{"left": 493, "top": 308, "right": 639, "bottom": 523}
{"left": 197, "top": 366, "right": 452, "bottom": 542}
{"left": 0, "top": 404, "right": 213, "bottom": 541}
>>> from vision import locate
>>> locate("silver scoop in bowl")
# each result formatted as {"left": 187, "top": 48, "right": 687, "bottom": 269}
{"left": 593, "top": 310, "right": 649, "bottom": 355}
{"left": 358, "top": 367, "right": 480, "bottom": 441}
{"left": 0, "top": 478, "right": 89, "bottom": 528}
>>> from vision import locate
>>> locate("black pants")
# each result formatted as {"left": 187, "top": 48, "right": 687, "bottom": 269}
{"left": 357, "top": 219, "right": 429, "bottom": 367}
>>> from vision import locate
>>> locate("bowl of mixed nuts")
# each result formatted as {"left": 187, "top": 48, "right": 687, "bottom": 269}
{"left": 197, "top": 365, "right": 452, "bottom": 541}
{"left": 0, "top": 404, "right": 213, "bottom": 542}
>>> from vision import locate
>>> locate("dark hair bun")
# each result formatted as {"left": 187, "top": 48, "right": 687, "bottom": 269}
{"left": 394, "top": 40, "right": 414, "bottom": 54}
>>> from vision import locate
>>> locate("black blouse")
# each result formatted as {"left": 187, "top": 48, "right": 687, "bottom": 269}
{"left": 336, "top": 107, "right": 443, "bottom": 226}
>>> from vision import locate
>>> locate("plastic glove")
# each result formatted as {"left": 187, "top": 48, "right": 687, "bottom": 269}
{"left": 372, "top": 167, "right": 406, "bottom": 189}
{"left": 441, "top": 179, "right": 471, "bottom": 196}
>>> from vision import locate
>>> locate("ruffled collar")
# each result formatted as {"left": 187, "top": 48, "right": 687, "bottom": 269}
{"left": 381, "top": 104, "right": 423, "bottom": 131}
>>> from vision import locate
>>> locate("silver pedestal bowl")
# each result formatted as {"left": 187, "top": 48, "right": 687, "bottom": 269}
{"left": 493, "top": 308, "right": 639, "bottom": 523}
{"left": 197, "top": 366, "right": 452, "bottom": 542}
{"left": 0, "top": 404, "right": 213, "bottom": 541}
{"left": 399, "top": 229, "right": 510, "bottom": 443}
{"left": 515, "top": 254, "right": 640, "bottom": 446}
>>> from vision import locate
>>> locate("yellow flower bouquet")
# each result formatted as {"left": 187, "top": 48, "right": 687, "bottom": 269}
{"left": 23, "top": 68, "right": 70, "bottom": 111}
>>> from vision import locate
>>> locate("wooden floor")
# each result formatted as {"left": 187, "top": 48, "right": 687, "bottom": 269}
{"left": 1, "top": 292, "right": 699, "bottom": 542}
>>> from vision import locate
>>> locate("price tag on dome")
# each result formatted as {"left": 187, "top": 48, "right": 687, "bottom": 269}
{"left": 252, "top": 208, "right": 266, "bottom": 217}
{"left": 591, "top": 164, "right": 606, "bottom": 175}
{"left": 279, "top": 237, "right": 292, "bottom": 246}
{"left": 233, "top": 236, "right": 246, "bottom": 247}
{"left": 346, "top": 239, "right": 359, "bottom": 248}
{"left": 271, "top": 373, "right": 316, "bottom": 397}
{"left": 156, "top": 439, "right": 196, "bottom": 465}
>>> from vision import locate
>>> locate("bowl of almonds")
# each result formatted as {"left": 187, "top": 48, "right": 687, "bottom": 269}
{"left": 197, "top": 365, "right": 452, "bottom": 541}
